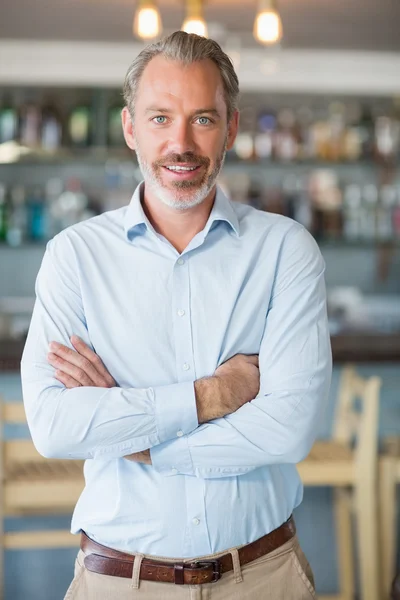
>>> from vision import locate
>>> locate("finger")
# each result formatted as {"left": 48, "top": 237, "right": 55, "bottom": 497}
{"left": 70, "top": 336, "right": 116, "bottom": 387}
{"left": 48, "top": 352, "right": 95, "bottom": 387}
{"left": 55, "top": 369, "right": 82, "bottom": 389}
{"left": 48, "top": 342, "right": 105, "bottom": 386}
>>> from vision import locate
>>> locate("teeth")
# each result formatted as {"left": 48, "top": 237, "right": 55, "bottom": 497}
{"left": 166, "top": 165, "right": 198, "bottom": 172}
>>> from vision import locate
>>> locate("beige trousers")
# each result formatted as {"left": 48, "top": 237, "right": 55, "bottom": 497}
{"left": 64, "top": 534, "right": 317, "bottom": 600}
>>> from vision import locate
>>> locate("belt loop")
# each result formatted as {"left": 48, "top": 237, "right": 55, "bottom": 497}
{"left": 229, "top": 549, "right": 243, "bottom": 584}
{"left": 131, "top": 553, "right": 144, "bottom": 589}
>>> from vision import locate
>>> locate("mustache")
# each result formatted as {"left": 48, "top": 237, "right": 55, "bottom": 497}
{"left": 154, "top": 153, "right": 210, "bottom": 168}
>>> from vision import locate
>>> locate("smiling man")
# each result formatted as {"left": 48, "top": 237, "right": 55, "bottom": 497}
{"left": 21, "top": 31, "right": 332, "bottom": 599}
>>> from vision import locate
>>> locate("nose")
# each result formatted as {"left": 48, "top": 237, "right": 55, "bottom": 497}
{"left": 168, "top": 119, "right": 196, "bottom": 155}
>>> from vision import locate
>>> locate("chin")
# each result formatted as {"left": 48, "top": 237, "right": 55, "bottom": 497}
{"left": 156, "top": 185, "right": 210, "bottom": 210}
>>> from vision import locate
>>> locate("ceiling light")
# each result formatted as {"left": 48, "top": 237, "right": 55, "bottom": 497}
{"left": 254, "top": 0, "right": 283, "bottom": 45}
{"left": 133, "top": 0, "right": 162, "bottom": 40}
{"left": 182, "top": 0, "right": 208, "bottom": 37}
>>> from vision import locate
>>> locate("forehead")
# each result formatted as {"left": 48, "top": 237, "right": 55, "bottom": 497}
{"left": 136, "top": 55, "right": 226, "bottom": 113}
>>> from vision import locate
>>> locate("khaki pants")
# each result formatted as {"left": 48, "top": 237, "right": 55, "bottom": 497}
{"left": 64, "top": 534, "right": 317, "bottom": 599}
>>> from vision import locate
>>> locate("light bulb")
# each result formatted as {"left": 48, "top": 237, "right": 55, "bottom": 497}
{"left": 133, "top": 1, "right": 162, "bottom": 40}
{"left": 254, "top": 0, "right": 282, "bottom": 45}
{"left": 181, "top": 0, "right": 207, "bottom": 37}
{"left": 182, "top": 18, "right": 207, "bottom": 37}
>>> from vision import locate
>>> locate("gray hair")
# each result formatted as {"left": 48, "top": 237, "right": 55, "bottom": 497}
{"left": 123, "top": 31, "right": 239, "bottom": 123}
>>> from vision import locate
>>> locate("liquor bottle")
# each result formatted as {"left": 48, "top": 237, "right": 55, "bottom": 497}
{"left": 19, "top": 101, "right": 41, "bottom": 147}
{"left": 0, "top": 95, "right": 18, "bottom": 144}
{"left": 26, "top": 187, "right": 47, "bottom": 241}
{"left": 360, "top": 184, "right": 378, "bottom": 240}
{"left": 377, "top": 185, "right": 396, "bottom": 241}
{"left": 107, "top": 102, "right": 125, "bottom": 147}
{"left": 393, "top": 187, "right": 400, "bottom": 240}
{"left": 6, "top": 185, "right": 28, "bottom": 247}
{"left": 0, "top": 183, "right": 8, "bottom": 241}
{"left": 274, "top": 109, "right": 298, "bottom": 162}
{"left": 342, "top": 185, "right": 362, "bottom": 241}
{"left": 255, "top": 110, "right": 276, "bottom": 160}
{"left": 41, "top": 99, "right": 63, "bottom": 152}
{"left": 68, "top": 105, "right": 92, "bottom": 148}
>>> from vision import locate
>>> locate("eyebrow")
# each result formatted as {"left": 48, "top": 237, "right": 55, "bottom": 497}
{"left": 144, "top": 107, "right": 222, "bottom": 119}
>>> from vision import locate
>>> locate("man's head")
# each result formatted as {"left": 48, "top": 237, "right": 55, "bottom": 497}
{"left": 121, "top": 31, "right": 240, "bottom": 210}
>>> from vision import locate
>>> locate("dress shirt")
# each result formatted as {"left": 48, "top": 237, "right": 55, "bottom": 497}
{"left": 21, "top": 181, "right": 332, "bottom": 558}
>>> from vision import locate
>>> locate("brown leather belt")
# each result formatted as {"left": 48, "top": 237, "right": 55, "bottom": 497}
{"left": 80, "top": 516, "right": 295, "bottom": 585}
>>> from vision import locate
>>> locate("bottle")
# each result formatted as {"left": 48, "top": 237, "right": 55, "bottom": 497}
{"left": 274, "top": 109, "right": 298, "bottom": 162}
{"left": 255, "top": 111, "right": 276, "bottom": 160}
{"left": 107, "top": 102, "right": 125, "bottom": 147}
{"left": 360, "top": 184, "right": 378, "bottom": 240}
{"left": 19, "top": 100, "right": 41, "bottom": 147}
{"left": 41, "top": 99, "right": 63, "bottom": 152}
{"left": 357, "top": 106, "right": 374, "bottom": 160}
{"left": 6, "top": 185, "right": 28, "bottom": 247}
{"left": 26, "top": 187, "right": 47, "bottom": 241}
{"left": 0, "top": 183, "right": 8, "bottom": 241}
{"left": 392, "top": 187, "right": 400, "bottom": 240}
{"left": 342, "top": 185, "right": 362, "bottom": 241}
{"left": 68, "top": 105, "right": 91, "bottom": 148}
{"left": 53, "top": 178, "right": 88, "bottom": 230}
{"left": 0, "top": 95, "right": 18, "bottom": 144}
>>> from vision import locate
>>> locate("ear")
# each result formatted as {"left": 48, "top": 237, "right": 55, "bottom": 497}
{"left": 121, "top": 106, "right": 136, "bottom": 151}
{"left": 226, "top": 110, "right": 240, "bottom": 151}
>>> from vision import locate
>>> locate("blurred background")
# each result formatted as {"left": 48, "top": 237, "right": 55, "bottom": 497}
{"left": 0, "top": 1, "right": 400, "bottom": 599}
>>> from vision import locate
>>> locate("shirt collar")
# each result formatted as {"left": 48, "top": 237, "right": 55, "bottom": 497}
{"left": 124, "top": 181, "right": 240, "bottom": 241}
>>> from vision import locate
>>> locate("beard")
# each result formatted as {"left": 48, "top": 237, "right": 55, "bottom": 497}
{"left": 134, "top": 136, "right": 228, "bottom": 211}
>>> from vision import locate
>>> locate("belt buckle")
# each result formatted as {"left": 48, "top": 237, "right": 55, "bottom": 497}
{"left": 192, "top": 559, "right": 222, "bottom": 583}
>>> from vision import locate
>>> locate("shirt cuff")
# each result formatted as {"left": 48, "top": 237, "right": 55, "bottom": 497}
{"left": 154, "top": 380, "right": 198, "bottom": 445}
{"left": 151, "top": 435, "right": 194, "bottom": 476}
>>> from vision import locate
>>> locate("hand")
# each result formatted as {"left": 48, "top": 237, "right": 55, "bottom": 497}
{"left": 124, "top": 449, "right": 152, "bottom": 465}
{"left": 214, "top": 353, "right": 260, "bottom": 416}
{"left": 47, "top": 335, "right": 116, "bottom": 389}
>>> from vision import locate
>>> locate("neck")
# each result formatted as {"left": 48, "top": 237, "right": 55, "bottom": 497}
{"left": 141, "top": 184, "right": 217, "bottom": 253}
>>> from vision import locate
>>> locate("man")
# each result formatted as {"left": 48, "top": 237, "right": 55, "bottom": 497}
{"left": 21, "top": 31, "right": 332, "bottom": 599}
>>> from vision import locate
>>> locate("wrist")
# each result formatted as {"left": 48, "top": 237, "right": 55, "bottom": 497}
{"left": 194, "top": 376, "right": 225, "bottom": 424}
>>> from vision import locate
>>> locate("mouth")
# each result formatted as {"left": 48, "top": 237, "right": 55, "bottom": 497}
{"left": 162, "top": 164, "right": 203, "bottom": 180}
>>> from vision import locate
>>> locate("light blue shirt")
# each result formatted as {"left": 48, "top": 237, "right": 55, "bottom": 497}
{"left": 21, "top": 182, "right": 332, "bottom": 558}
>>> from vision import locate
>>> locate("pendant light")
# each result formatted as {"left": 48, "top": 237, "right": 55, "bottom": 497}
{"left": 181, "top": 0, "right": 208, "bottom": 37}
{"left": 254, "top": 0, "right": 283, "bottom": 45}
{"left": 133, "top": 0, "right": 162, "bottom": 40}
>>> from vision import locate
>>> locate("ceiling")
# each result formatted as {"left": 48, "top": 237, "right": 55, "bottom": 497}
{"left": 1, "top": 0, "right": 400, "bottom": 52}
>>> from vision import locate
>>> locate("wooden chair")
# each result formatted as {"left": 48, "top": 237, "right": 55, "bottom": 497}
{"left": 379, "top": 436, "right": 400, "bottom": 600}
{"left": 297, "top": 365, "right": 381, "bottom": 600}
{"left": 0, "top": 397, "right": 84, "bottom": 595}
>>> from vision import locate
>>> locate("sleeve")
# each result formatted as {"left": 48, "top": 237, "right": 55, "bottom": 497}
{"left": 20, "top": 235, "right": 198, "bottom": 461}
{"left": 150, "top": 225, "right": 332, "bottom": 478}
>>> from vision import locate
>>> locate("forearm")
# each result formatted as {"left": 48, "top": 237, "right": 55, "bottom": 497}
{"left": 21, "top": 362, "right": 198, "bottom": 460}
{"left": 194, "top": 376, "right": 227, "bottom": 423}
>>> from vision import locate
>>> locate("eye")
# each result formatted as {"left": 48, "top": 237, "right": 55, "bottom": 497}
{"left": 197, "top": 117, "right": 211, "bottom": 125}
{"left": 153, "top": 116, "right": 167, "bottom": 124}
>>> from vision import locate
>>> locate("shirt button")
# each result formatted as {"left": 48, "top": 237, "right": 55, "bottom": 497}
{"left": 177, "top": 430, "right": 183, "bottom": 437}
{"left": 192, "top": 518, "right": 200, "bottom": 526}
{"left": 177, "top": 309, "right": 185, "bottom": 317}
{"left": 171, "top": 468, "right": 178, "bottom": 475}
{"left": 183, "top": 363, "right": 190, "bottom": 371}
{"left": 177, "top": 258, "right": 185, "bottom": 266}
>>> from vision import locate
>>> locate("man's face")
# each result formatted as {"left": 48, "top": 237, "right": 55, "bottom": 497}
{"left": 122, "top": 55, "right": 239, "bottom": 210}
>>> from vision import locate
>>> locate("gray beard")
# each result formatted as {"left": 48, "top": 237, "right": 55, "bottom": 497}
{"left": 134, "top": 141, "right": 227, "bottom": 211}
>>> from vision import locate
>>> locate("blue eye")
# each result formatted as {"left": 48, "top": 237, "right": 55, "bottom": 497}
{"left": 198, "top": 117, "right": 210, "bottom": 125}
{"left": 154, "top": 116, "right": 167, "bottom": 124}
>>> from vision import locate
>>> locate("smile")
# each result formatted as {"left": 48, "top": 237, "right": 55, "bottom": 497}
{"left": 164, "top": 165, "right": 200, "bottom": 172}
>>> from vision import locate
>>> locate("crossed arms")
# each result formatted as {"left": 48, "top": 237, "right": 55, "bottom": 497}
{"left": 21, "top": 225, "right": 332, "bottom": 478}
